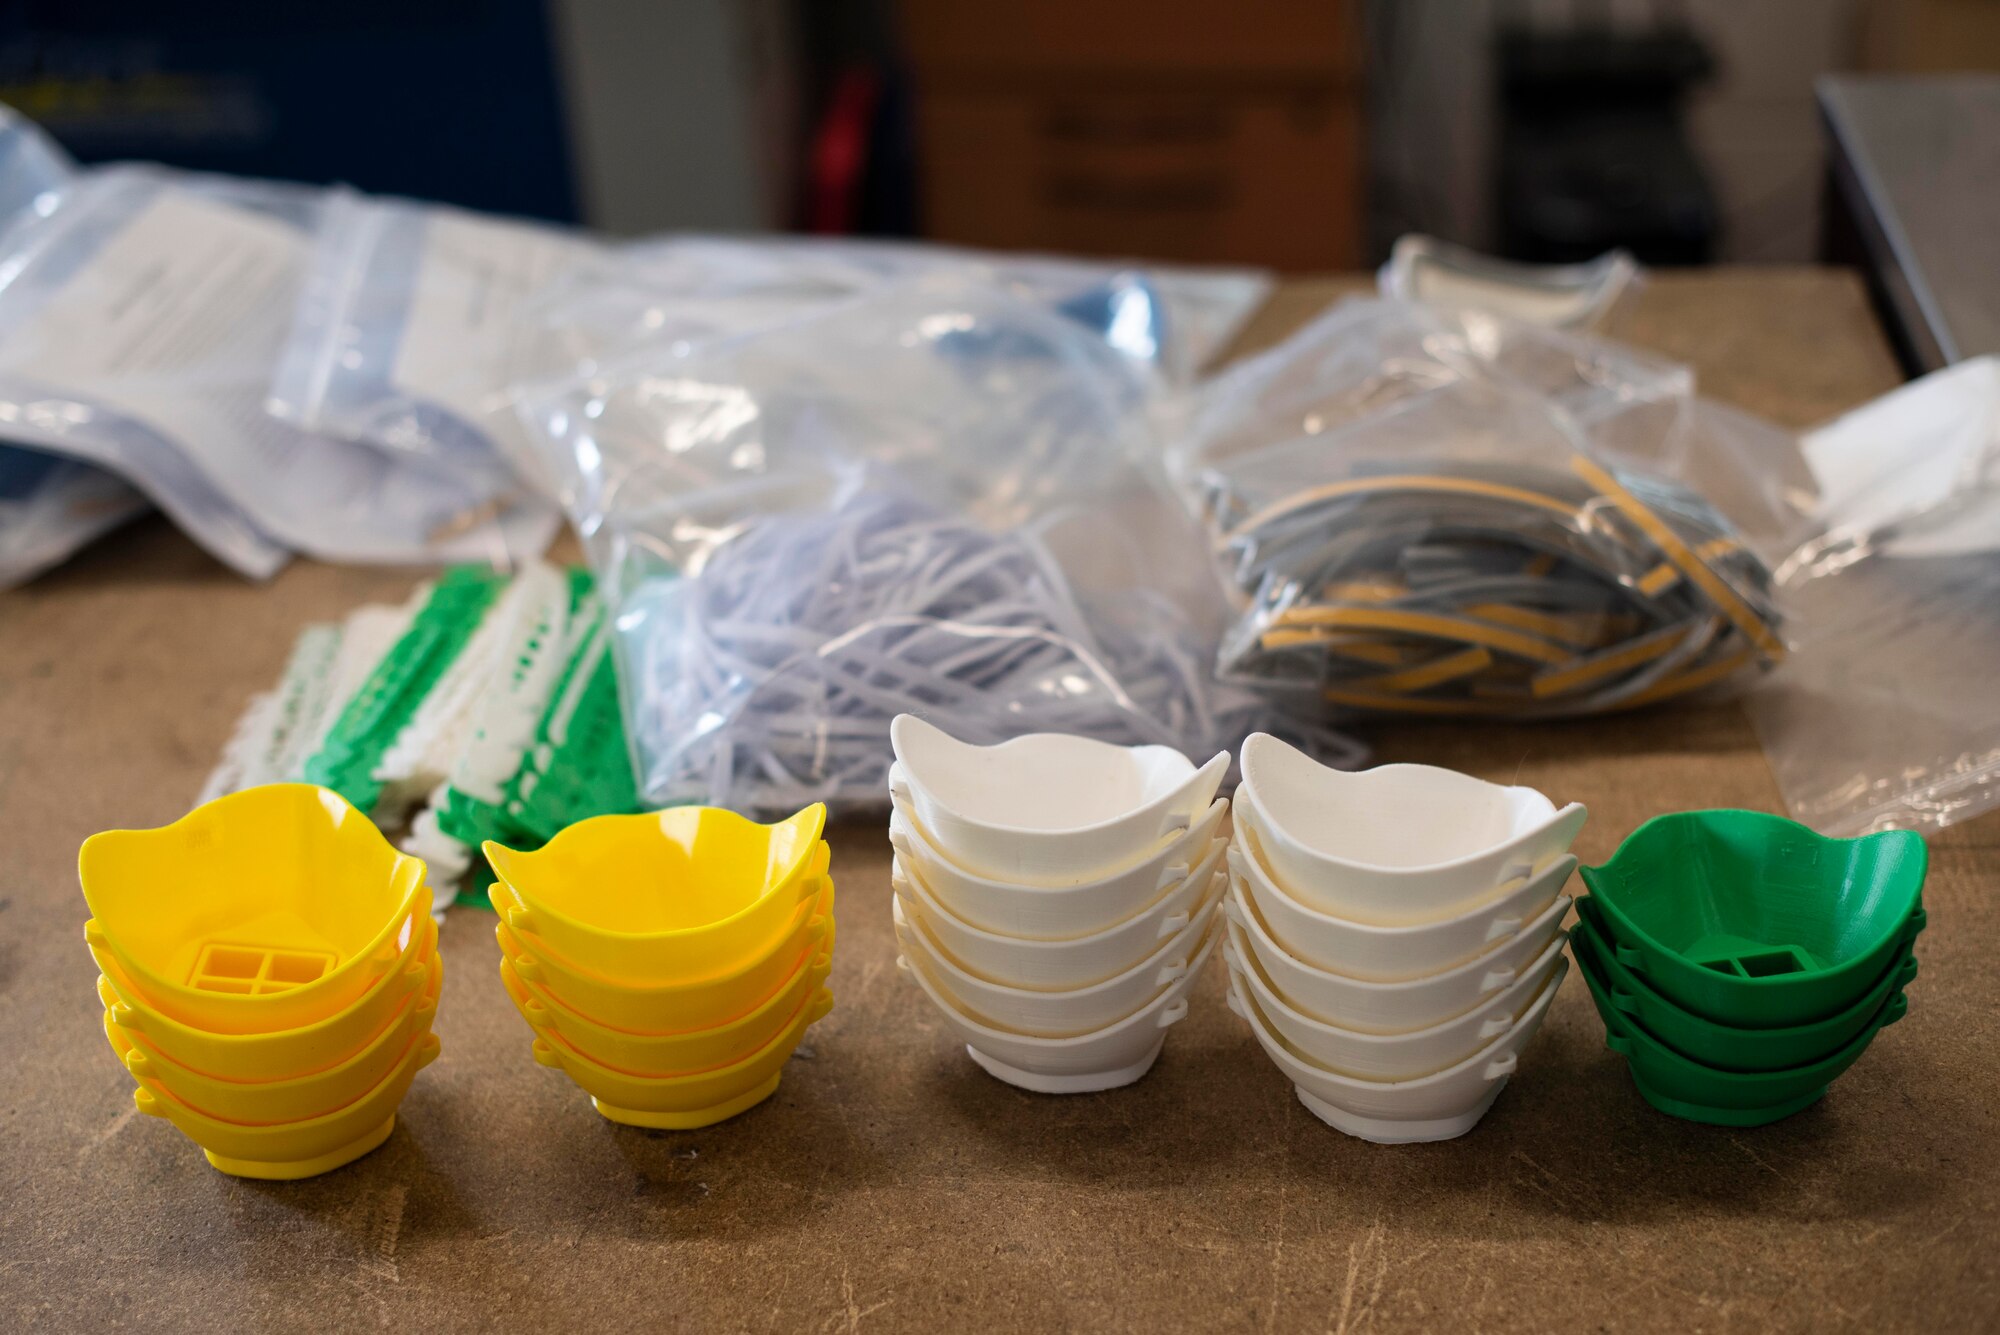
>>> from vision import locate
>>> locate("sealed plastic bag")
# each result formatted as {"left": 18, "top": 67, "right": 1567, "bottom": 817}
{"left": 526, "top": 232, "right": 1269, "bottom": 389}
{"left": 0, "top": 104, "right": 153, "bottom": 587}
{"left": 0, "top": 446, "right": 147, "bottom": 588}
{"left": 1377, "top": 235, "right": 1641, "bottom": 331}
{"left": 268, "top": 189, "right": 601, "bottom": 492}
{"left": 1172, "top": 298, "right": 1806, "bottom": 719}
{"left": 523, "top": 277, "right": 1345, "bottom": 815}
{"left": 0, "top": 102, "right": 70, "bottom": 221}
{"left": 0, "top": 167, "right": 556, "bottom": 574}
{"left": 590, "top": 235, "right": 1271, "bottom": 384}
{"left": 1749, "top": 357, "right": 2000, "bottom": 836}
{"left": 271, "top": 194, "right": 1270, "bottom": 496}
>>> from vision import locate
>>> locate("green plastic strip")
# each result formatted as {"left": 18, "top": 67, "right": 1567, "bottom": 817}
{"left": 504, "top": 612, "right": 646, "bottom": 843}
{"left": 303, "top": 566, "right": 508, "bottom": 813}
{"left": 437, "top": 567, "right": 658, "bottom": 913}
{"left": 434, "top": 568, "right": 596, "bottom": 851}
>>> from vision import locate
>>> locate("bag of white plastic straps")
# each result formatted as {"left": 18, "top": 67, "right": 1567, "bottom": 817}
{"left": 521, "top": 275, "right": 1351, "bottom": 816}
{"left": 0, "top": 166, "right": 557, "bottom": 575}
{"left": 1169, "top": 297, "right": 1813, "bottom": 721}
{"left": 1749, "top": 357, "right": 2000, "bottom": 837}
{"left": 270, "top": 192, "right": 1271, "bottom": 498}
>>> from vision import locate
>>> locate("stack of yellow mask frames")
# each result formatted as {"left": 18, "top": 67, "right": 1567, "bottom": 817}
{"left": 81, "top": 785, "right": 441, "bottom": 1180}
{"left": 486, "top": 804, "right": 835, "bottom": 1130}
{"left": 1210, "top": 459, "right": 1786, "bottom": 718}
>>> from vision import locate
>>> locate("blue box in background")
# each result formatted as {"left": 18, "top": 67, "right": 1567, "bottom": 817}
{"left": 0, "top": 0, "right": 581, "bottom": 222}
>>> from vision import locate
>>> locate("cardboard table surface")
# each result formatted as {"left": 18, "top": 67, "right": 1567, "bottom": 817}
{"left": 3, "top": 270, "right": 1995, "bottom": 1333}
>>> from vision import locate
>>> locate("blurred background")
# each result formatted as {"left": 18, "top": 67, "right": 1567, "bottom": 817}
{"left": 4, "top": 0, "right": 1994, "bottom": 272}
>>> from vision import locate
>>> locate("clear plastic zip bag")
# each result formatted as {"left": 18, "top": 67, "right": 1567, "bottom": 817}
{"left": 0, "top": 446, "right": 147, "bottom": 589}
{"left": 1749, "top": 357, "right": 2000, "bottom": 836}
{"left": 513, "top": 233, "right": 1268, "bottom": 396}
{"left": 521, "top": 276, "right": 1349, "bottom": 815}
{"left": 269, "top": 191, "right": 1271, "bottom": 499}
{"left": 1171, "top": 298, "right": 1809, "bottom": 719}
{"left": 0, "top": 166, "right": 555, "bottom": 574}
{"left": 0, "top": 102, "right": 71, "bottom": 221}
{"left": 0, "top": 102, "right": 153, "bottom": 587}
{"left": 1377, "top": 235, "right": 1641, "bottom": 332}
{"left": 267, "top": 189, "right": 601, "bottom": 494}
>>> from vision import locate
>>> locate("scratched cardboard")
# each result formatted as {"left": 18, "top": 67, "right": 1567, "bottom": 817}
{"left": 3, "top": 271, "right": 1997, "bottom": 1333}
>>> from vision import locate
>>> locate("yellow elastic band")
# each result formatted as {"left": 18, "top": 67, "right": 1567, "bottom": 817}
{"left": 1259, "top": 628, "right": 1423, "bottom": 666}
{"left": 1637, "top": 563, "right": 1680, "bottom": 597}
{"left": 1462, "top": 602, "right": 1624, "bottom": 649}
{"left": 1616, "top": 646, "right": 1757, "bottom": 709}
{"left": 1272, "top": 606, "right": 1572, "bottom": 665}
{"left": 1531, "top": 624, "right": 1692, "bottom": 699}
{"left": 1324, "top": 580, "right": 1406, "bottom": 604}
{"left": 1638, "top": 537, "right": 1742, "bottom": 598}
{"left": 1323, "top": 687, "right": 1526, "bottom": 716}
{"left": 1347, "top": 646, "right": 1494, "bottom": 694}
{"left": 1227, "top": 473, "right": 1583, "bottom": 541}
{"left": 1571, "top": 457, "right": 1784, "bottom": 662}
{"left": 1327, "top": 640, "right": 1423, "bottom": 667}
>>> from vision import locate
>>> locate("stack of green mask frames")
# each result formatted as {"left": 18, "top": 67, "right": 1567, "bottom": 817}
{"left": 1574, "top": 809, "right": 1925, "bottom": 1127}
